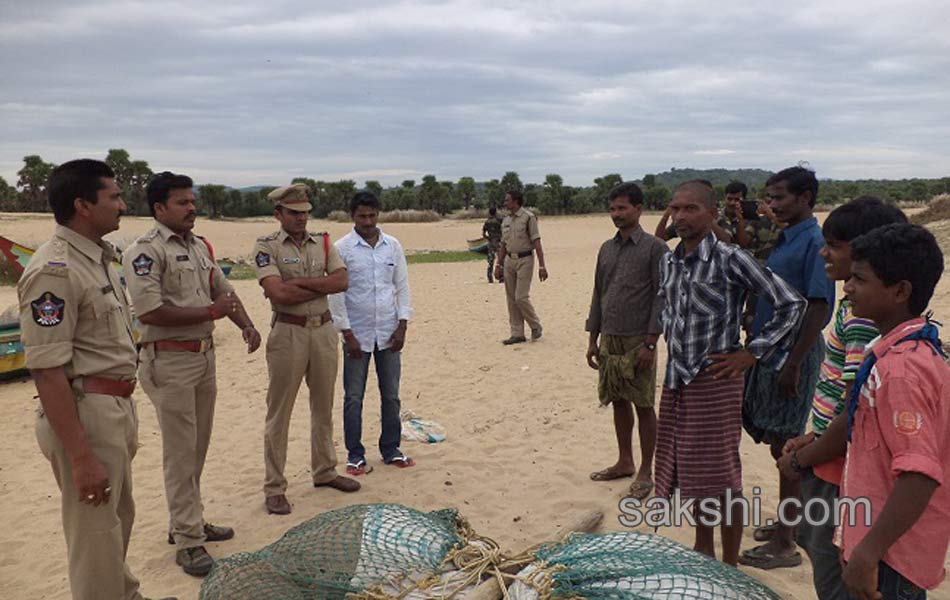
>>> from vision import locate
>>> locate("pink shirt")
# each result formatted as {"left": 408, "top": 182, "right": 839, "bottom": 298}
{"left": 837, "top": 318, "right": 950, "bottom": 590}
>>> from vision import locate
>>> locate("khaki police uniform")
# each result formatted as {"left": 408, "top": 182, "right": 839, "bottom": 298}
{"left": 19, "top": 225, "right": 143, "bottom": 600}
{"left": 255, "top": 185, "right": 347, "bottom": 498}
{"left": 123, "top": 222, "right": 234, "bottom": 549}
{"left": 501, "top": 207, "right": 542, "bottom": 337}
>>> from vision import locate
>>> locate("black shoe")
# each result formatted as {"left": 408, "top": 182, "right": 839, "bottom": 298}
{"left": 167, "top": 522, "right": 234, "bottom": 545}
{"left": 502, "top": 336, "right": 527, "bottom": 345}
{"left": 531, "top": 327, "right": 543, "bottom": 340}
{"left": 176, "top": 545, "right": 214, "bottom": 577}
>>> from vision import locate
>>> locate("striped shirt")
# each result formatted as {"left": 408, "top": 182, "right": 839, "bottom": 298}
{"left": 659, "top": 232, "right": 805, "bottom": 389}
{"left": 811, "top": 298, "right": 878, "bottom": 436}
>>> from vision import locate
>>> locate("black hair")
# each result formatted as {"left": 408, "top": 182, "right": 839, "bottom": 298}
{"left": 724, "top": 181, "right": 748, "bottom": 198}
{"left": 851, "top": 223, "right": 944, "bottom": 315}
{"left": 506, "top": 189, "right": 524, "bottom": 206}
{"left": 823, "top": 196, "right": 907, "bottom": 243}
{"left": 607, "top": 182, "right": 644, "bottom": 206}
{"left": 767, "top": 165, "right": 819, "bottom": 207}
{"left": 489, "top": 206, "right": 497, "bottom": 215}
{"left": 47, "top": 159, "right": 115, "bottom": 225}
{"left": 146, "top": 171, "right": 193, "bottom": 216}
{"left": 349, "top": 190, "right": 380, "bottom": 215}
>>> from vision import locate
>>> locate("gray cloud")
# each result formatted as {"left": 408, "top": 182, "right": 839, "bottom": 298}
{"left": 1, "top": 0, "right": 948, "bottom": 187}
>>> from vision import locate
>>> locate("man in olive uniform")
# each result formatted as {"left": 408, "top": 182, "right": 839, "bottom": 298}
{"left": 254, "top": 183, "right": 359, "bottom": 517}
{"left": 124, "top": 171, "right": 261, "bottom": 577}
{"left": 494, "top": 190, "right": 547, "bottom": 345}
{"left": 18, "top": 159, "right": 175, "bottom": 600}
{"left": 482, "top": 206, "right": 503, "bottom": 283}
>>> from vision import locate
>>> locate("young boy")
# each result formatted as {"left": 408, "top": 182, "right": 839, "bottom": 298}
{"left": 782, "top": 223, "right": 948, "bottom": 599}
{"left": 777, "top": 197, "right": 906, "bottom": 599}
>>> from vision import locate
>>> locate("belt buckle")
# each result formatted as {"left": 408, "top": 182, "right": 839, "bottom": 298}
{"left": 199, "top": 339, "right": 211, "bottom": 352}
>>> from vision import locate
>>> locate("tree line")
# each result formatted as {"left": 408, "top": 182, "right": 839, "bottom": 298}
{"left": 2, "top": 150, "right": 948, "bottom": 220}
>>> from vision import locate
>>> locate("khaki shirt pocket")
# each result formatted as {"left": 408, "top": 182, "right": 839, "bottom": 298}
{"left": 89, "top": 290, "right": 123, "bottom": 338}
{"left": 167, "top": 259, "right": 201, "bottom": 300}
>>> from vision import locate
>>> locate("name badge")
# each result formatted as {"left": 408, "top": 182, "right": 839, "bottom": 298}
{"left": 176, "top": 255, "right": 190, "bottom": 262}
{"left": 282, "top": 257, "right": 301, "bottom": 264}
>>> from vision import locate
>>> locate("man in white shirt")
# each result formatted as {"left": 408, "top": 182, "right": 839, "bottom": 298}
{"left": 329, "top": 191, "right": 415, "bottom": 474}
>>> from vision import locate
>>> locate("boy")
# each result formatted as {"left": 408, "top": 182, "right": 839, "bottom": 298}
{"left": 783, "top": 223, "right": 948, "bottom": 599}
{"left": 778, "top": 197, "right": 906, "bottom": 599}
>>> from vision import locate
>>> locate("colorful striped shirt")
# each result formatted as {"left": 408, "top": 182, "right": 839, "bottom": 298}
{"left": 659, "top": 232, "right": 806, "bottom": 389}
{"left": 811, "top": 298, "right": 878, "bottom": 436}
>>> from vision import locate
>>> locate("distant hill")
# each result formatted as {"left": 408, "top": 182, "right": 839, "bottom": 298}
{"left": 649, "top": 168, "right": 775, "bottom": 190}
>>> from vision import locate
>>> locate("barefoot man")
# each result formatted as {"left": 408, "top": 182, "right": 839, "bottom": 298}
{"left": 586, "top": 182, "right": 668, "bottom": 499}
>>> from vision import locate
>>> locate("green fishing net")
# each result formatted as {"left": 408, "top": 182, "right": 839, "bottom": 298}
{"left": 199, "top": 503, "right": 462, "bottom": 600}
{"left": 509, "top": 532, "right": 782, "bottom": 600}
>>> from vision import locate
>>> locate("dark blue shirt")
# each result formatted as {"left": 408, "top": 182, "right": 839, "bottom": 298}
{"left": 752, "top": 216, "right": 834, "bottom": 335}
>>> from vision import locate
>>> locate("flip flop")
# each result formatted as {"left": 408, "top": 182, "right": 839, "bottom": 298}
{"left": 738, "top": 545, "right": 803, "bottom": 570}
{"left": 626, "top": 480, "right": 654, "bottom": 500}
{"left": 753, "top": 524, "right": 777, "bottom": 542}
{"left": 590, "top": 468, "right": 635, "bottom": 482}
{"left": 388, "top": 455, "right": 416, "bottom": 468}
{"left": 346, "top": 460, "right": 373, "bottom": 476}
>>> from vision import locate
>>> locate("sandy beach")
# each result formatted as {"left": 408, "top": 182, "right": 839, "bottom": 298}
{"left": 1, "top": 212, "right": 948, "bottom": 600}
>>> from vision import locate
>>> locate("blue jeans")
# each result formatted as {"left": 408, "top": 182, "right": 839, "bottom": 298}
{"left": 342, "top": 346, "right": 402, "bottom": 464}
{"left": 866, "top": 562, "right": 926, "bottom": 600}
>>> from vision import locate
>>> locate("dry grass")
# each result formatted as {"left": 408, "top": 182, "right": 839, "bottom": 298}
{"left": 447, "top": 208, "right": 490, "bottom": 220}
{"left": 911, "top": 194, "right": 950, "bottom": 226}
{"left": 326, "top": 209, "right": 442, "bottom": 223}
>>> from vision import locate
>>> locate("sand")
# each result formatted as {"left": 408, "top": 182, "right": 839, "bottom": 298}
{"left": 1, "top": 212, "right": 948, "bottom": 600}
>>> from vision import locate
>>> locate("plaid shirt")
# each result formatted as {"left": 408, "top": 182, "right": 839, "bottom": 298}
{"left": 660, "top": 232, "right": 805, "bottom": 389}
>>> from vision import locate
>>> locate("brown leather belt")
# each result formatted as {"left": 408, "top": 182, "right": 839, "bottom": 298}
{"left": 515, "top": 250, "right": 533, "bottom": 258}
{"left": 81, "top": 376, "right": 136, "bottom": 397}
{"left": 275, "top": 310, "right": 332, "bottom": 327}
{"left": 148, "top": 339, "right": 213, "bottom": 353}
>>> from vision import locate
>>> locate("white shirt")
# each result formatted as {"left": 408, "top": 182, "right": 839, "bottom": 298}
{"left": 329, "top": 228, "right": 413, "bottom": 352}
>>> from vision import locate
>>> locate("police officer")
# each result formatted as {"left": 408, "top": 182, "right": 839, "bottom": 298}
{"left": 254, "top": 183, "right": 358, "bottom": 516}
{"left": 18, "top": 159, "right": 175, "bottom": 600}
{"left": 124, "top": 171, "right": 260, "bottom": 577}
{"left": 494, "top": 189, "right": 548, "bottom": 344}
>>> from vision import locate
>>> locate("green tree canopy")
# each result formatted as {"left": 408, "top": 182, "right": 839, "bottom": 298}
{"left": 17, "top": 154, "right": 56, "bottom": 212}
{"left": 500, "top": 171, "right": 523, "bottom": 194}
{"left": 457, "top": 176, "right": 476, "bottom": 209}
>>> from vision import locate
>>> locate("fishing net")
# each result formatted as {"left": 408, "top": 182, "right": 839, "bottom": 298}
{"left": 508, "top": 532, "right": 781, "bottom": 600}
{"left": 200, "top": 504, "right": 780, "bottom": 600}
{"left": 199, "top": 503, "right": 466, "bottom": 600}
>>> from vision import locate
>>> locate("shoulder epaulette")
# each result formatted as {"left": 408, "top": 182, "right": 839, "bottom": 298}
{"left": 257, "top": 231, "right": 280, "bottom": 242}
{"left": 136, "top": 228, "right": 160, "bottom": 244}
{"left": 38, "top": 238, "right": 69, "bottom": 276}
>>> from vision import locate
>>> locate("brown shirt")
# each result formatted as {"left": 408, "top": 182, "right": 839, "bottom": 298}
{"left": 18, "top": 225, "right": 137, "bottom": 380}
{"left": 501, "top": 207, "right": 541, "bottom": 255}
{"left": 253, "top": 229, "right": 346, "bottom": 316}
{"left": 585, "top": 226, "right": 668, "bottom": 337}
{"left": 123, "top": 221, "right": 234, "bottom": 343}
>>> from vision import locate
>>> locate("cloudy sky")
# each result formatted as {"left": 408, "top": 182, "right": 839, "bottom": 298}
{"left": 1, "top": 1, "right": 949, "bottom": 188}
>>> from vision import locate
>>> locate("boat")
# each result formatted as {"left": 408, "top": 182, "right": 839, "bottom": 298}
{"left": 0, "top": 235, "right": 34, "bottom": 276}
{"left": 0, "top": 322, "right": 26, "bottom": 379}
{"left": 1, "top": 234, "right": 234, "bottom": 278}
{"left": 467, "top": 237, "right": 489, "bottom": 254}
